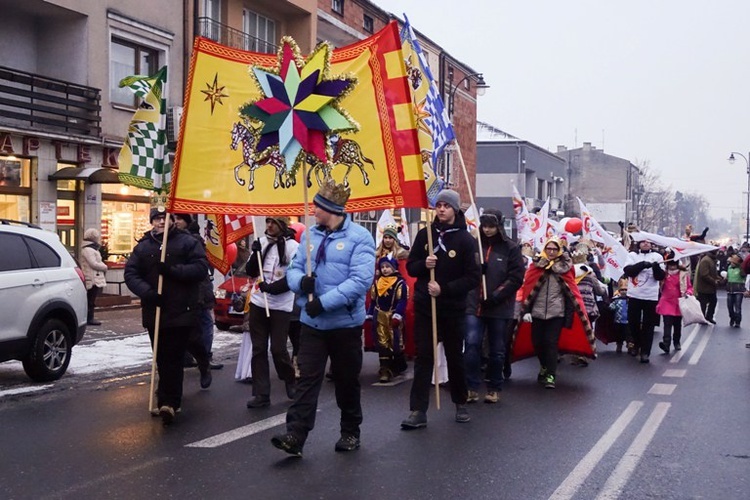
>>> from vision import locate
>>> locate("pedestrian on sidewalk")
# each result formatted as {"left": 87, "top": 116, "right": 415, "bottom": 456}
{"left": 244, "top": 216, "right": 299, "bottom": 409}
{"left": 400, "top": 189, "right": 481, "bottom": 429}
{"left": 80, "top": 228, "right": 108, "bottom": 326}
{"left": 271, "top": 180, "right": 375, "bottom": 457}
{"left": 656, "top": 250, "right": 692, "bottom": 353}
{"left": 464, "top": 209, "right": 524, "bottom": 404}
{"left": 124, "top": 208, "right": 209, "bottom": 425}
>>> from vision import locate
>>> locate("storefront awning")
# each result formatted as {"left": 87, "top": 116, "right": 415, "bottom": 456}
{"left": 48, "top": 167, "right": 120, "bottom": 184}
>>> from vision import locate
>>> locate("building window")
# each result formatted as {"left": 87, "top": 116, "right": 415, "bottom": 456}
{"left": 363, "top": 14, "right": 374, "bottom": 33}
{"left": 0, "top": 156, "right": 31, "bottom": 222}
{"left": 536, "top": 178, "right": 545, "bottom": 200}
{"left": 110, "top": 38, "right": 159, "bottom": 107}
{"left": 332, "top": 0, "right": 344, "bottom": 15}
{"left": 202, "top": 0, "right": 221, "bottom": 20}
{"left": 243, "top": 9, "right": 277, "bottom": 53}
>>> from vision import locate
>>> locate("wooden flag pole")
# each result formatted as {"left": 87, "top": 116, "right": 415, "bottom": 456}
{"left": 453, "top": 140, "right": 488, "bottom": 299}
{"left": 424, "top": 213, "right": 440, "bottom": 410}
{"left": 148, "top": 212, "right": 171, "bottom": 414}
{"left": 302, "top": 162, "right": 313, "bottom": 302}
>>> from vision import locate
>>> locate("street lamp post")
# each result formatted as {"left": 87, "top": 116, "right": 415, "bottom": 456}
{"left": 728, "top": 152, "right": 750, "bottom": 242}
{"left": 447, "top": 71, "right": 489, "bottom": 117}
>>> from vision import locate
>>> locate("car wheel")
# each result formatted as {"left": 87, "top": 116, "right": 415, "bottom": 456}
{"left": 22, "top": 318, "right": 72, "bottom": 382}
{"left": 215, "top": 321, "right": 230, "bottom": 331}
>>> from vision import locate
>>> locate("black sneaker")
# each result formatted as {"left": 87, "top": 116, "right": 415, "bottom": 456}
{"left": 674, "top": 343, "right": 682, "bottom": 351}
{"left": 246, "top": 396, "right": 270, "bottom": 408}
{"left": 658, "top": 341, "right": 669, "bottom": 354}
{"left": 400, "top": 410, "right": 427, "bottom": 430}
{"left": 334, "top": 434, "right": 361, "bottom": 452}
{"left": 199, "top": 366, "right": 212, "bottom": 389}
{"left": 159, "top": 405, "right": 176, "bottom": 426}
{"left": 271, "top": 433, "right": 303, "bottom": 457}
{"left": 455, "top": 404, "right": 470, "bottom": 423}
{"left": 640, "top": 354, "right": 650, "bottom": 364}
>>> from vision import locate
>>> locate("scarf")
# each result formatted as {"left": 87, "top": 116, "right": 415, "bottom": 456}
{"left": 376, "top": 276, "right": 397, "bottom": 296}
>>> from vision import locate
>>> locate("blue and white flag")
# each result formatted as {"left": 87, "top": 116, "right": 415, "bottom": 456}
{"left": 400, "top": 15, "right": 456, "bottom": 205}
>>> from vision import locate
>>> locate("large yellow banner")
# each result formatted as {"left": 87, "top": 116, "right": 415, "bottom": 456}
{"left": 169, "top": 22, "right": 427, "bottom": 216}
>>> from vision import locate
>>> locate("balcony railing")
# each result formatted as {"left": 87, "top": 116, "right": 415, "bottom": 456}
{"left": 0, "top": 66, "right": 101, "bottom": 137}
{"left": 198, "top": 17, "right": 277, "bottom": 54}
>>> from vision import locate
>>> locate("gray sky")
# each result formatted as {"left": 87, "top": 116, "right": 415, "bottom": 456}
{"left": 373, "top": 0, "right": 750, "bottom": 221}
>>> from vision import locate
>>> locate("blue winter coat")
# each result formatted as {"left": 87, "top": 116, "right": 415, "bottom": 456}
{"left": 287, "top": 216, "right": 375, "bottom": 330}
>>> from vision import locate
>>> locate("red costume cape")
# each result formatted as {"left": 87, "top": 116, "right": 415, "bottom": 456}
{"left": 512, "top": 263, "right": 597, "bottom": 361}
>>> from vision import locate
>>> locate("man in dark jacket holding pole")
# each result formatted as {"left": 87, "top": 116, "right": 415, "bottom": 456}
{"left": 401, "top": 189, "right": 481, "bottom": 429}
{"left": 124, "top": 208, "right": 209, "bottom": 425}
{"left": 464, "top": 209, "right": 525, "bottom": 404}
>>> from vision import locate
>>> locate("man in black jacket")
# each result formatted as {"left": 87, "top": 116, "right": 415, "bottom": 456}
{"left": 464, "top": 209, "right": 525, "bottom": 404}
{"left": 401, "top": 190, "right": 481, "bottom": 429}
{"left": 124, "top": 208, "right": 209, "bottom": 425}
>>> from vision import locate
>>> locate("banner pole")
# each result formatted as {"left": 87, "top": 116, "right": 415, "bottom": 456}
{"left": 425, "top": 213, "right": 440, "bottom": 410}
{"left": 453, "top": 140, "right": 487, "bottom": 298}
{"left": 149, "top": 212, "right": 171, "bottom": 414}
{"left": 303, "top": 163, "right": 313, "bottom": 302}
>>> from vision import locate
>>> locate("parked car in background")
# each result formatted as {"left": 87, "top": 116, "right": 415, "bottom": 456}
{"left": 213, "top": 275, "right": 251, "bottom": 330}
{"left": 0, "top": 220, "right": 87, "bottom": 381}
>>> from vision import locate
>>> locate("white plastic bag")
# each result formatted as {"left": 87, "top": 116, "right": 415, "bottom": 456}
{"left": 679, "top": 295, "right": 709, "bottom": 326}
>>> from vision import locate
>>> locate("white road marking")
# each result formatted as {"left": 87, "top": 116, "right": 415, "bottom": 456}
{"left": 648, "top": 383, "right": 676, "bottom": 395}
{"left": 669, "top": 324, "right": 702, "bottom": 364}
{"left": 548, "top": 401, "right": 643, "bottom": 500}
{"left": 688, "top": 327, "right": 712, "bottom": 365}
{"left": 662, "top": 369, "right": 687, "bottom": 378}
{"left": 595, "top": 402, "right": 671, "bottom": 500}
{"left": 186, "top": 413, "right": 287, "bottom": 448}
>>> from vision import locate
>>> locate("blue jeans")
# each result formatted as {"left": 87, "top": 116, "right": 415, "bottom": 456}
{"left": 464, "top": 315, "right": 508, "bottom": 391}
{"left": 727, "top": 293, "right": 743, "bottom": 325}
{"left": 200, "top": 308, "right": 214, "bottom": 354}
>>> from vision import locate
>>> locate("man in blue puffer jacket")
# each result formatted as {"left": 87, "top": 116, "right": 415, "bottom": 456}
{"left": 271, "top": 179, "right": 375, "bottom": 457}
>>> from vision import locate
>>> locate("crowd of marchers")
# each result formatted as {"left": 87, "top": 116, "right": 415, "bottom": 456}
{"left": 120, "top": 180, "right": 745, "bottom": 457}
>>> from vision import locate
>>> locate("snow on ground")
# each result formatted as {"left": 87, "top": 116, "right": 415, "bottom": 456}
{"left": 0, "top": 331, "right": 242, "bottom": 391}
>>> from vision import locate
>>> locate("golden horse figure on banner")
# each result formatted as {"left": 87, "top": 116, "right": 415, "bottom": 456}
{"left": 305, "top": 135, "right": 376, "bottom": 188}
{"left": 230, "top": 121, "right": 290, "bottom": 191}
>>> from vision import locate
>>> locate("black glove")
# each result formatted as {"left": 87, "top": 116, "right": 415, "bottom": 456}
{"left": 305, "top": 298, "right": 324, "bottom": 318}
{"left": 651, "top": 261, "right": 661, "bottom": 269}
{"left": 300, "top": 273, "right": 317, "bottom": 294}
{"left": 258, "top": 281, "right": 271, "bottom": 294}
{"left": 142, "top": 289, "right": 163, "bottom": 307}
{"left": 618, "top": 221, "right": 625, "bottom": 230}
{"left": 480, "top": 263, "right": 488, "bottom": 275}
{"left": 251, "top": 240, "right": 262, "bottom": 252}
{"left": 156, "top": 261, "right": 170, "bottom": 276}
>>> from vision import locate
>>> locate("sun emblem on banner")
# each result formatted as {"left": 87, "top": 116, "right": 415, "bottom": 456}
{"left": 240, "top": 38, "right": 359, "bottom": 178}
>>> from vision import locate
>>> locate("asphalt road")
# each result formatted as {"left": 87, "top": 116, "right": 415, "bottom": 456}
{"left": 1, "top": 296, "right": 749, "bottom": 499}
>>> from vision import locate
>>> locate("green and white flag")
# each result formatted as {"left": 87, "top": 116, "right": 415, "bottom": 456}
{"left": 118, "top": 66, "right": 170, "bottom": 192}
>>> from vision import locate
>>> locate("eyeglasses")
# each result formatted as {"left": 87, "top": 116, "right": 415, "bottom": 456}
{"left": 544, "top": 246, "right": 560, "bottom": 252}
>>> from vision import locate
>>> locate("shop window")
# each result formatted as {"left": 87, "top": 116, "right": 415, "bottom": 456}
{"left": 332, "top": 0, "right": 344, "bottom": 15}
{"left": 243, "top": 9, "right": 276, "bottom": 53}
{"left": 363, "top": 15, "right": 374, "bottom": 33}
{"left": 0, "top": 156, "right": 31, "bottom": 222}
{"left": 0, "top": 157, "right": 29, "bottom": 187}
{"left": 110, "top": 38, "right": 159, "bottom": 107}
{"left": 55, "top": 162, "right": 77, "bottom": 191}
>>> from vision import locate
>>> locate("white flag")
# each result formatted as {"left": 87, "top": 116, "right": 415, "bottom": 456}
{"left": 375, "top": 210, "right": 398, "bottom": 248}
{"left": 578, "top": 197, "right": 629, "bottom": 281}
{"left": 399, "top": 208, "right": 411, "bottom": 247}
{"left": 511, "top": 184, "right": 534, "bottom": 244}
{"left": 530, "top": 199, "right": 550, "bottom": 250}
{"left": 464, "top": 203, "right": 480, "bottom": 235}
{"left": 630, "top": 230, "right": 718, "bottom": 260}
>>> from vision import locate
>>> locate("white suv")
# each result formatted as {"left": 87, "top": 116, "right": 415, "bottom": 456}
{"left": 0, "top": 220, "right": 87, "bottom": 381}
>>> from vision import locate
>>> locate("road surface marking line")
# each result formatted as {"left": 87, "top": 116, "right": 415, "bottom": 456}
{"left": 648, "top": 383, "right": 676, "bottom": 395}
{"left": 186, "top": 413, "right": 287, "bottom": 448}
{"left": 662, "top": 369, "right": 686, "bottom": 378}
{"left": 548, "top": 401, "right": 643, "bottom": 500}
{"left": 688, "top": 326, "right": 711, "bottom": 365}
{"left": 595, "top": 402, "right": 671, "bottom": 500}
{"left": 669, "top": 324, "right": 700, "bottom": 364}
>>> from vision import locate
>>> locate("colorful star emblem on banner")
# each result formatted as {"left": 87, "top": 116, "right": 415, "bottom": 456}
{"left": 240, "top": 38, "right": 358, "bottom": 174}
{"left": 201, "top": 73, "right": 229, "bottom": 114}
